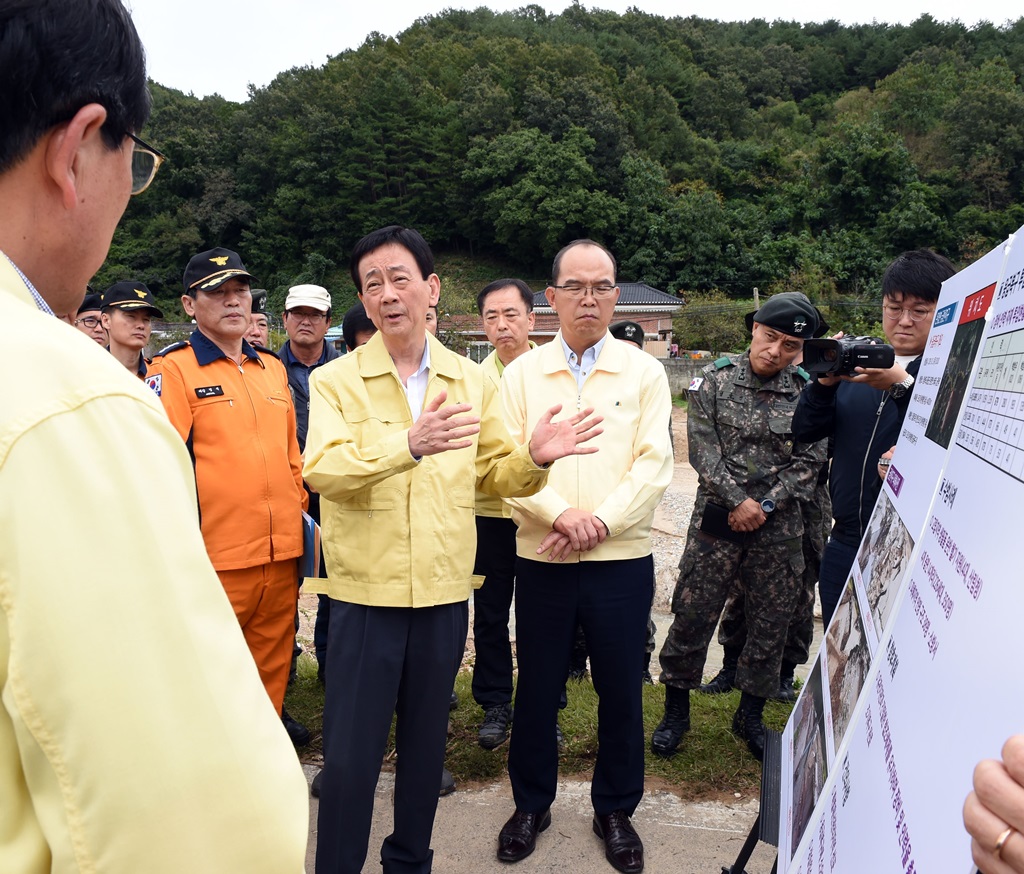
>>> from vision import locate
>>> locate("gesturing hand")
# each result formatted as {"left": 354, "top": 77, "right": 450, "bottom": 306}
{"left": 408, "top": 390, "right": 481, "bottom": 457}
{"left": 528, "top": 404, "right": 603, "bottom": 467}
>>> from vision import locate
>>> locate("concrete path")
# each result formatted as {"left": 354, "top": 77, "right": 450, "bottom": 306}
{"left": 302, "top": 768, "right": 781, "bottom": 873}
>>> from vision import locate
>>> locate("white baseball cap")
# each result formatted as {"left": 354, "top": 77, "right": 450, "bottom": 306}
{"left": 285, "top": 284, "right": 331, "bottom": 312}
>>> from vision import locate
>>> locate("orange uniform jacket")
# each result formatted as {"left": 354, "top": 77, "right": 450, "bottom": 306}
{"left": 152, "top": 330, "right": 307, "bottom": 570}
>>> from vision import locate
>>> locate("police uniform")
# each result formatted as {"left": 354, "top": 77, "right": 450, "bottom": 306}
{"left": 102, "top": 280, "right": 163, "bottom": 381}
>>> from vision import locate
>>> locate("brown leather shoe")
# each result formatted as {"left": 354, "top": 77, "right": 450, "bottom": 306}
{"left": 497, "top": 808, "right": 551, "bottom": 863}
{"left": 593, "top": 811, "right": 644, "bottom": 873}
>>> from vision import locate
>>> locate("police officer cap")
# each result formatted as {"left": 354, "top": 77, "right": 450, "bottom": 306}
{"left": 251, "top": 289, "right": 268, "bottom": 314}
{"left": 102, "top": 281, "right": 164, "bottom": 318}
{"left": 183, "top": 247, "right": 256, "bottom": 294}
{"left": 744, "top": 292, "right": 824, "bottom": 339}
{"left": 78, "top": 292, "right": 103, "bottom": 315}
{"left": 609, "top": 320, "right": 644, "bottom": 347}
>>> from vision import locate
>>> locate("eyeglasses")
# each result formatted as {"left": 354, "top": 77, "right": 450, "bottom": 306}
{"left": 286, "top": 310, "right": 328, "bottom": 322}
{"left": 883, "top": 304, "right": 934, "bottom": 323}
{"left": 551, "top": 284, "right": 616, "bottom": 299}
{"left": 127, "top": 132, "right": 166, "bottom": 196}
{"left": 75, "top": 316, "right": 103, "bottom": 329}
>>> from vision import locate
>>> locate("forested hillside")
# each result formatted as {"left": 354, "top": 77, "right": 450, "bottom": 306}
{"left": 103, "top": 6, "right": 1024, "bottom": 317}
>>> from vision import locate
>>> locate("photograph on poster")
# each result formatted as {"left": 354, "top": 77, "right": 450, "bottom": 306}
{"left": 789, "top": 658, "right": 828, "bottom": 859}
{"left": 856, "top": 491, "right": 914, "bottom": 639}
{"left": 825, "top": 580, "right": 872, "bottom": 752}
{"left": 926, "top": 316, "right": 989, "bottom": 448}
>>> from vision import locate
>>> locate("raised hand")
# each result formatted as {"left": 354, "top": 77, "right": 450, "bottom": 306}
{"left": 407, "top": 390, "right": 481, "bottom": 457}
{"left": 528, "top": 404, "right": 603, "bottom": 467}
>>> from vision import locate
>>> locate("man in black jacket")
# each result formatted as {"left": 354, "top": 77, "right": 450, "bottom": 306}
{"left": 792, "top": 249, "right": 956, "bottom": 625}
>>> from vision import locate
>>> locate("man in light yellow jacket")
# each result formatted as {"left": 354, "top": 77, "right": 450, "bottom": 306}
{"left": 303, "top": 225, "right": 601, "bottom": 874}
{"left": 0, "top": 3, "right": 308, "bottom": 871}
{"left": 497, "top": 240, "right": 673, "bottom": 874}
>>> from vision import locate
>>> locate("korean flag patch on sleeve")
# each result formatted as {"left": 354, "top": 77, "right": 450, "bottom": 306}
{"left": 145, "top": 374, "right": 162, "bottom": 396}
{"left": 688, "top": 376, "right": 704, "bottom": 392}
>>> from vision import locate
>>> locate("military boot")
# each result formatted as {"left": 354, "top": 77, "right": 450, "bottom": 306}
{"left": 773, "top": 662, "right": 798, "bottom": 701}
{"left": 651, "top": 686, "right": 690, "bottom": 757}
{"left": 732, "top": 691, "right": 767, "bottom": 761}
{"left": 698, "top": 650, "right": 738, "bottom": 694}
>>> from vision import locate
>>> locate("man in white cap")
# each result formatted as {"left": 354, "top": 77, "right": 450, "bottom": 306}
{"left": 280, "top": 283, "right": 340, "bottom": 689}
{"left": 281, "top": 284, "right": 339, "bottom": 450}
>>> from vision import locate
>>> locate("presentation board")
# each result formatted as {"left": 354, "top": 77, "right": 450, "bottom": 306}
{"left": 778, "top": 230, "right": 1022, "bottom": 873}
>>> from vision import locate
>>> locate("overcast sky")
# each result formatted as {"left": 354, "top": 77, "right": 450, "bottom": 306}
{"left": 127, "top": 0, "right": 1021, "bottom": 103}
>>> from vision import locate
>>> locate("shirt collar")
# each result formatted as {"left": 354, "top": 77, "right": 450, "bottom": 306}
{"left": 493, "top": 340, "right": 536, "bottom": 377}
{"left": 559, "top": 333, "right": 606, "bottom": 369}
{"left": 281, "top": 340, "right": 329, "bottom": 368}
{"left": 189, "top": 328, "right": 263, "bottom": 367}
{"left": 2, "top": 251, "right": 54, "bottom": 316}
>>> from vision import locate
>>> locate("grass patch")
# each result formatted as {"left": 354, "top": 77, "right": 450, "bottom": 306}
{"left": 287, "top": 658, "right": 794, "bottom": 799}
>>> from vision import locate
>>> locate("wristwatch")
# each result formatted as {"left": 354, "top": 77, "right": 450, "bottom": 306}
{"left": 759, "top": 499, "right": 776, "bottom": 514}
{"left": 888, "top": 374, "right": 915, "bottom": 398}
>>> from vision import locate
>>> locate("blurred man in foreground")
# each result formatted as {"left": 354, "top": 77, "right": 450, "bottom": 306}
{"left": 0, "top": 2, "right": 307, "bottom": 871}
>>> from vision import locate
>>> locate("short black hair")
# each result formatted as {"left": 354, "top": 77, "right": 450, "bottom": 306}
{"left": 0, "top": 0, "right": 150, "bottom": 174}
{"left": 477, "top": 279, "right": 534, "bottom": 315}
{"left": 881, "top": 249, "right": 956, "bottom": 304}
{"left": 349, "top": 225, "right": 434, "bottom": 293}
{"left": 342, "top": 300, "right": 376, "bottom": 352}
{"left": 551, "top": 239, "right": 617, "bottom": 286}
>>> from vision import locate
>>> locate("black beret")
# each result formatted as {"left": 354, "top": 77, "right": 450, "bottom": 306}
{"left": 609, "top": 320, "right": 644, "bottom": 347}
{"left": 745, "top": 292, "right": 823, "bottom": 339}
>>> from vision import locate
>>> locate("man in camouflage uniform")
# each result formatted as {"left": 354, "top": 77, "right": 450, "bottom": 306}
{"left": 653, "top": 293, "right": 826, "bottom": 761}
{"left": 701, "top": 468, "right": 831, "bottom": 700}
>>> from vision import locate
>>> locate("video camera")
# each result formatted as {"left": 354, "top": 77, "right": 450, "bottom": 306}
{"left": 801, "top": 336, "right": 895, "bottom": 376}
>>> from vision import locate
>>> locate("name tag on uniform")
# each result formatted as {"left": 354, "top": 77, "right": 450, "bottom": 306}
{"left": 195, "top": 385, "right": 224, "bottom": 398}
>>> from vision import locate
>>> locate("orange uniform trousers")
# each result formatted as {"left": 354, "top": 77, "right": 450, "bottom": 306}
{"left": 217, "top": 558, "right": 298, "bottom": 715}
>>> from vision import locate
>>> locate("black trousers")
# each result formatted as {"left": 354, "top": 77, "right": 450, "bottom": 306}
{"left": 508, "top": 555, "right": 652, "bottom": 816}
{"left": 471, "top": 515, "right": 518, "bottom": 710}
{"left": 315, "top": 600, "right": 468, "bottom": 874}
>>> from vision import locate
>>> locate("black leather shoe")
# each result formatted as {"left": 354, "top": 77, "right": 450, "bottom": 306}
{"left": 439, "top": 767, "right": 456, "bottom": 797}
{"left": 593, "top": 810, "right": 644, "bottom": 873}
{"left": 310, "top": 768, "right": 322, "bottom": 798}
{"left": 281, "top": 707, "right": 311, "bottom": 747}
{"left": 497, "top": 809, "right": 551, "bottom": 863}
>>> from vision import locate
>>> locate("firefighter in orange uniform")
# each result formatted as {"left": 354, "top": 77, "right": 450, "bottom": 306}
{"left": 151, "top": 247, "right": 307, "bottom": 716}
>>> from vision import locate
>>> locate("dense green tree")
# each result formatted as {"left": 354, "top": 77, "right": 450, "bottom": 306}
{"left": 95, "top": 8, "right": 1024, "bottom": 313}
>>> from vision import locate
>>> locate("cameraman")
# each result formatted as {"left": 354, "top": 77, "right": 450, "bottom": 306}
{"left": 792, "top": 249, "right": 956, "bottom": 625}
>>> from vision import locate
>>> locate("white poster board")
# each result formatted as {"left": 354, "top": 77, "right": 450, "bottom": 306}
{"left": 778, "top": 232, "right": 1020, "bottom": 871}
